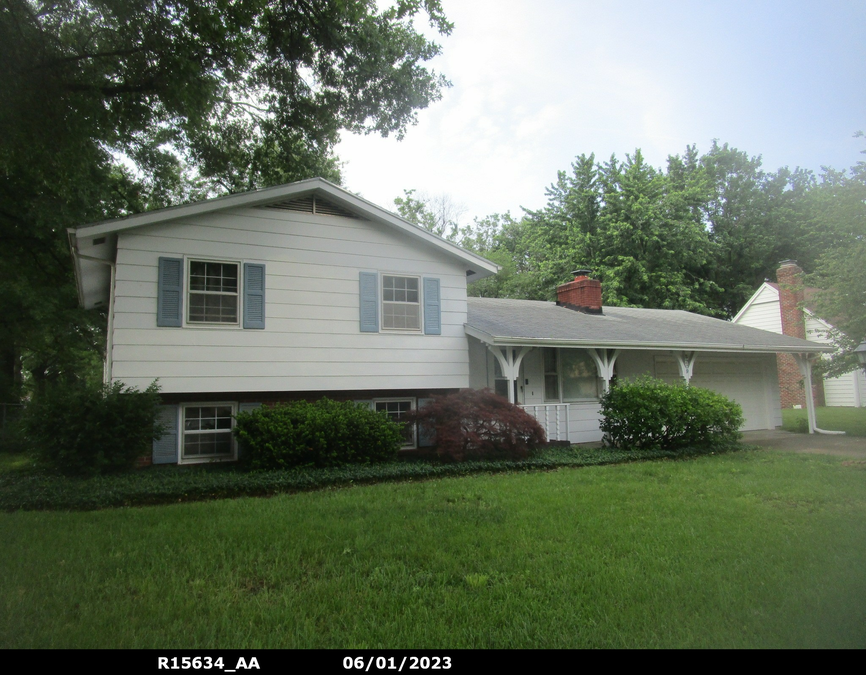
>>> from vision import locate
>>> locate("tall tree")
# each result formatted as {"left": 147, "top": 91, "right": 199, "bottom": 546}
{"left": 0, "top": 0, "right": 453, "bottom": 400}
{"left": 809, "top": 150, "right": 866, "bottom": 376}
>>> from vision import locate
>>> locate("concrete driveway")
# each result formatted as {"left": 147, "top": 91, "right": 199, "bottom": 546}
{"left": 741, "top": 429, "right": 866, "bottom": 458}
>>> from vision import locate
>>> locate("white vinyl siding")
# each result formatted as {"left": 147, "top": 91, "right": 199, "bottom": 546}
{"left": 733, "top": 284, "right": 783, "bottom": 333}
{"left": 110, "top": 207, "right": 470, "bottom": 393}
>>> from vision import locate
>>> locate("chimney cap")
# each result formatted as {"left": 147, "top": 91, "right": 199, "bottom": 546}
{"left": 572, "top": 268, "right": 593, "bottom": 278}
{"left": 778, "top": 259, "right": 799, "bottom": 268}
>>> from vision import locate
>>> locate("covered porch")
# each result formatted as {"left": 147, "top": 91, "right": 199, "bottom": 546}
{"left": 465, "top": 296, "right": 833, "bottom": 445}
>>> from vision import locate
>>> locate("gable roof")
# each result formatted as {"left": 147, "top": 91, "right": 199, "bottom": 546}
{"left": 732, "top": 281, "right": 833, "bottom": 328}
{"left": 68, "top": 177, "right": 499, "bottom": 308}
{"left": 466, "top": 297, "right": 832, "bottom": 354}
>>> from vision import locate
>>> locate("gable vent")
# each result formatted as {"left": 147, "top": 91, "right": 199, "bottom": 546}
{"left": 264, "top": 195, "right": 361, "bottom": 219}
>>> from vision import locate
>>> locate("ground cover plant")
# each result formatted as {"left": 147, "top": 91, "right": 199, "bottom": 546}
{"left": 600, "top": 377, "right": 743, "bottom": 450}
{"left": 0, "top": 445, "right": 722, "bottom": 512}
{"left": 1, "top": 450, "right": 864, "bottom": 649}
{"left": 782, "top": 406, "right": 866, "bottom": 436}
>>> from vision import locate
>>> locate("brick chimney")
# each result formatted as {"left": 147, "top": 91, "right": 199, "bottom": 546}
{"left": 556, "top": 269, "right": 603, "bottom": 314}
{"left": 777, "top": 260, "right": 805, "bottom": 340}
{"left": 775, "top": 260, "right": 825, "bottom": 408}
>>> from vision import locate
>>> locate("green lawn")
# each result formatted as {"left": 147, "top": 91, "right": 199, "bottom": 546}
{"left": 2, "top": 450, "right": 864, "bottom": 649}
{"left": 782, "top": 406, "right": 866, "bottom": 435}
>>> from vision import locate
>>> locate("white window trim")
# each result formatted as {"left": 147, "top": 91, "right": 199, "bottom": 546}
{"left": 380, "top": 273, "right": 423, "bottom": 333}
{"left": 543, "top": 348, "right": 601, "bottom": 403}
{"left": 184, "top": 256, "right": 242, "bottom": 329}
{"left": 373, "top": 397, "right": 417, "bottom": 449}
{"left": 179, "top": 401, "right": 238, "bottom": 464}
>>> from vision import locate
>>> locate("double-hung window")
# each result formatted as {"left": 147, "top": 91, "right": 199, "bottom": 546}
{"left": 188, "top": 260, "right": 239, "bottom": 324}
{"left": 382, "top": 275, "right": 421, "bottom": 331}
{"left": 181, "top": 404, "right": 236, "bottom": 462}
{"left": 375, "top": 399, "right": 416, "bottom": 448}
{"left": 543, "top": 348, "right": 599, "bottom": 401}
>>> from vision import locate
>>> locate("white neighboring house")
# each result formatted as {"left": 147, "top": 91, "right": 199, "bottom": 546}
{"left": 69, "top": 178, "right": 833, "bottom": 464}
{"left": 733, "top": 277, "right": 865, "bottom": 408}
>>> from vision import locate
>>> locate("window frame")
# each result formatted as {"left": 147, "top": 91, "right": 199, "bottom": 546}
{"left": 380, "top": 274, "right": 422, "bottom": 332}
{"left": 542, "top": 348, "right": 601, "bottom": 403}
{"left": 179, "top": 402, "right": 238, "bottom": 465}
{"left": 373, "top": 398, "right": 417, "bottom": 449}
{"left": 185, "top": 257, "right": 242, "bottom": 327}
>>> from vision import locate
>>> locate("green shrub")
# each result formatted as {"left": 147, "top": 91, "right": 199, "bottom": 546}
{"left": 600, "top": 377, "right": 743, "bottom": 450}
{"left": 233, "top": 398, "right": 404, "bottom": 470}
{"left": 21, "top": 381, "right": 163, "bottom": 476}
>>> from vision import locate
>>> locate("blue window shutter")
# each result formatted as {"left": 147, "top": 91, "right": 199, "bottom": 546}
{"left": 243, "top": 263, "right": 266, "bottom": 329}
{"left": 153, "top": 405, "right": 179, "bottom": 464}
{"left": 359, "top": 271, "right": 379, "bottom": 332}
{"left": 417, "top": 397, "right": 436, "bottom": 447}
{"left": 423, "top": 278, "right": 441, "bottom": 335}
{"left": 157, "top": 257, "right": 183, "bottom": 327}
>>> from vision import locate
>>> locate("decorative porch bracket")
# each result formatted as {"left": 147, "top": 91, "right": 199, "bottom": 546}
{"left": 674, "top": 351, "right": 697, "bottom": 386}
{"left": 488, "top": 346, "right": 532, "bottom": 404}
{"left": 588, "top": 348, "right": 621, "bottom": 394}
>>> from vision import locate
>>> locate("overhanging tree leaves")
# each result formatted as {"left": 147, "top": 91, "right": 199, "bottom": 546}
{"left": 809, "top": 153, "right": 866, "bottom": 376}
{"left": 0, "top": 0, "right": 453, "bottom": 401}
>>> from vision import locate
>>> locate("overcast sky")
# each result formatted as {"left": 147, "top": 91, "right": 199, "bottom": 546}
{"left": 335, "top": 0, "right": 866, "bottom": 224}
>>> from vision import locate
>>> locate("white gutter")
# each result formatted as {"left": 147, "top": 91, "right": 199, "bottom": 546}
{"left": 463, "top": 325, "right": 834, "bottom": 355}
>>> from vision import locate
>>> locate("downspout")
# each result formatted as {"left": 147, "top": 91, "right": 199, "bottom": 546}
{"left": 793, "top": 353, "right": 845, "bottom": 435}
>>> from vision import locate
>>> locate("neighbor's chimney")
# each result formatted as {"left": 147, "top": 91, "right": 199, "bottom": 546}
{"left": 556, "top": 269, "right": 603, "bottom": 314}
{"left": 775, "top": 260, "right": 808, "bottom": 408}
{"left": 777, "top": 260, "right": 805, "bottom": 340}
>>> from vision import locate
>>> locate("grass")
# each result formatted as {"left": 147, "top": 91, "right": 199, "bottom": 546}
{"left": 782, "top": 406, "right": 866, "bottom": 435}
{"left": 1, "top": 449, "right": 864, "bottom": 649}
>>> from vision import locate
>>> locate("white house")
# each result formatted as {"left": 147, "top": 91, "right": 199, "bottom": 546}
{"left": 732, "top": 261, "right": 865, "bottom": 409}
{"left": 69, "top": 178, "right": 833, "bottom": 464}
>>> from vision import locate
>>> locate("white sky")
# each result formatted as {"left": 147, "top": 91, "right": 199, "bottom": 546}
{"left": 335, "top": 0, "right": 866, "bottom": 224}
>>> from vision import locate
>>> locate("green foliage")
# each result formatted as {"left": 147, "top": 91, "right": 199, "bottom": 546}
{"left": 0, "top": 0, "right": 453, "bottom": 403}
{"left": 408, "top": 389, "right": 547, "bottom": 462}
{"left": 0, "top": 443, "right": 740, "bottom": 512}
{"left": 782, "top": 406, "right": 866, "bottom": 437}
{"left": 809, "top": 142, "right": 866, "bottom": 375}
{"left": 600, "top": 377, "right": 743, "bottom": 451}
{"left": 234, "top": 399, "right": 404, "bottom": 470}
{"left": 467, "top": 142, "right": 836, "bottom": 319}
{"left": 21, "top": 380, "right": 163, "bottom": 476}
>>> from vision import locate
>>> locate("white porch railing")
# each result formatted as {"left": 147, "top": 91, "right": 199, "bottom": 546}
{"left": 520, "top": 403, "right": 570, "bottom": 443}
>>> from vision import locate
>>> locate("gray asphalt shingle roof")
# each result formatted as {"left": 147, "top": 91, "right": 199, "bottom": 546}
{"left": 466, "top": 297, "right": 832, "bottom": 353}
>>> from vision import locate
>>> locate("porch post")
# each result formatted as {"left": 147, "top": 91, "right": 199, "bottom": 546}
{"left": 674, "top": 351, "right": 697, "bottom": 386}
{"left": 588, "top": 348, "right": 621, "bottom": 393}
{"left": 488, "top": 346, "right": 531, "bottom": 404}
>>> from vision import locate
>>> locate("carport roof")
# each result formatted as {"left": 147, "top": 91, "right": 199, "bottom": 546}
{"left": 465, "top": 297, "right": 833, "bottom": 354}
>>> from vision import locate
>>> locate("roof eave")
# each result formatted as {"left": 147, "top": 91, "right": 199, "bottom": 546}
{"left": 71, "top": 178, "right": 499, "bottom": 278}
{"left": 464, "top": 325, "right": 833, "bottom": 354}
